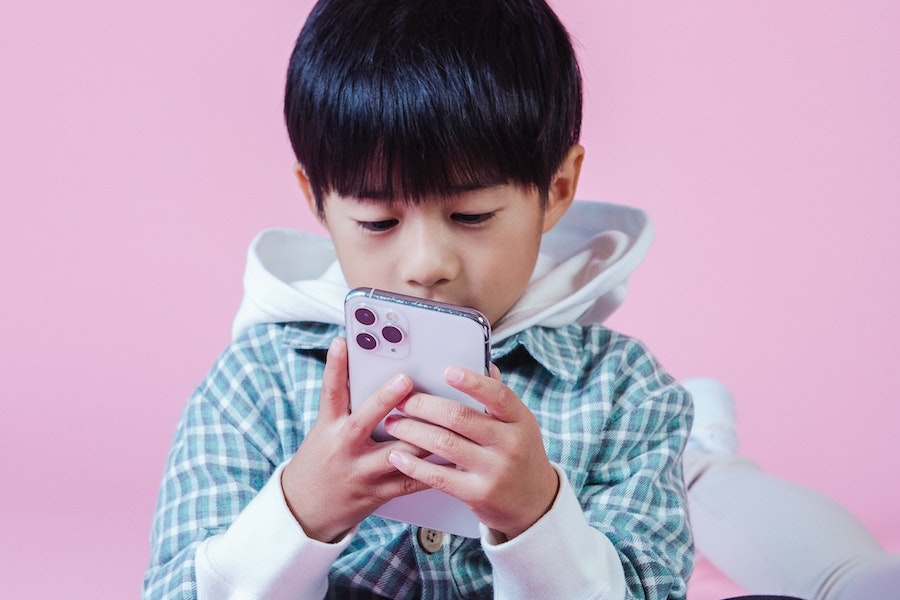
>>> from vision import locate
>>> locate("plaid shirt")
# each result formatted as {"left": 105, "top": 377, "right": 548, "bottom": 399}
{"left": 145, "top": 321, "right": 693, "bottom": 599}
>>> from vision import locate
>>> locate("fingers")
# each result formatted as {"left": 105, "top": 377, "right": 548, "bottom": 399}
{"left": 320, "top": 336, "right": 415, "bottom": 441}
{"left": 318, "top": 337, "right": 350, "bottom": 421}
{"left": 445, "top": 365, "right": 519, "bottom": 423}
{"left": 490, "top": 363, "right": 502, "bottom": 381}
{"left": 383, "top": 384, "right": 501, "bottom": 468}
{"left": 385, "top": 410, "right": 480, "bottom": 469}
{"left": 352, "top": 435, "right": 435, "bottom": 479}
{"left": 346, "top": 373, "right": 413, "bottom": 440}
{"left": 383, "top": 366, "right": 519, "bottom": 457}
{"left": 388, "top": 449, "right": 461, "bottom": 495}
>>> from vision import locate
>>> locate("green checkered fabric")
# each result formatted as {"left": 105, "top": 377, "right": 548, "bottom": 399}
{"left": 144, "top": 321, "right": 693, "bottom": 599}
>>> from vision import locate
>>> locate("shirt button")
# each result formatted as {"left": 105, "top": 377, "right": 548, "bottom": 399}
{"left": 417, "top": 527, "right": 444, "bottom": 553}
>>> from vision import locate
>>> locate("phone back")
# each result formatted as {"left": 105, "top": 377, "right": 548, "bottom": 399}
{"left": 344, "top": 288, "right": 491, "bottom": 537}
{"left": 345, "top": 288, "right": 491, "bottom": 440}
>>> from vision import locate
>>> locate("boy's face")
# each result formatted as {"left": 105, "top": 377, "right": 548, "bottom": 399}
{"left": 297, "top": 146, "right": 583, "bottom": 325}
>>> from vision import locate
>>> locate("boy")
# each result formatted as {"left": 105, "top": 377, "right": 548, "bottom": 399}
{"left": 144, "top": 1, "right": 693, "bottom": 598}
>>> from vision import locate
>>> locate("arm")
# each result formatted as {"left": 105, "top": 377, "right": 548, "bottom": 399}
{"left": 143, "top": 326, "right": 338, "bottom": 599}
{"left": 575, "top": 340, "right": 694, "bottom": 599}
{"left": 194, "top": 462, "right": 354, "bottom": 599}
{"left": 579, "top": 374, "right": 693, "bottom": 599}
{"left": 482, "top": 374, "right": 692, "bottom": 600}
{"left": 144, "top": 329, "right": 430, "bottom": 599}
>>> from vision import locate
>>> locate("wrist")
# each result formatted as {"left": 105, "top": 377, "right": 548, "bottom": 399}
{"left": 496, "top": 463, "right": 560, "bottom": 540}
{"left": 280, "top": 462, "right": 349, "bottom": 543}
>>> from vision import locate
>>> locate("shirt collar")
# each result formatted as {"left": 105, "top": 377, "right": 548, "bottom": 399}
{"left": 492, "top": 326, "right": 585, "bottom": 382}
{"left": 282, "top": 321, "right": 341, "bottom": 350}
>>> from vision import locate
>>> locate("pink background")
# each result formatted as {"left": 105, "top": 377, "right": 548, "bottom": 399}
{"left": 1, "top": 1, "right": 897, "bottom": 598}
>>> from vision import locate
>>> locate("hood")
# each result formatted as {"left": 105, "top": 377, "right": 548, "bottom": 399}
{"left": 232, "top": 200, "right": 653, "bottom": 343}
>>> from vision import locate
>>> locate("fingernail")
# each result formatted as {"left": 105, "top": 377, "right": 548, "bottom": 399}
{"left": 390, "top": 374, "right": 410, "bottom": 393}
{"left": 445, "top": 366, "right": 464, "bottom": 384}
{"left": 384, "top": 414, "right": 399, "bottom": 433}
{"left": 389, "top": 450, "right": 408, "bottom": 469}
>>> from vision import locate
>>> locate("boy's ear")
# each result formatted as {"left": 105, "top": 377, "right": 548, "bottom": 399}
{"left": 293, "top": 163, "right": 324, "bottom": 223}
{"left": 542, "top": 144, "right": 584, "bottom": 233}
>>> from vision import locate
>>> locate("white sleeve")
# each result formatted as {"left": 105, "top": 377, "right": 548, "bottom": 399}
{"left": 481, "top": 464, "right": 626, "bottom": 600}
{"left": 195, "top": 461, "right": 354, "bottom": 600}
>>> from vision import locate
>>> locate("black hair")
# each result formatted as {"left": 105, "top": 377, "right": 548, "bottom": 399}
{"left": 284, "top": 0, "right": 582, "bottom": 212}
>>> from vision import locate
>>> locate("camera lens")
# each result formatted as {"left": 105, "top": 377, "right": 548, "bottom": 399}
{"left": 382, "top": 325, "right": 403, "bottom": 344}
{"left": 354, "top": 307, "right": 376, "bottom": 326}
{"left": 356, "top": 332, "right": 378, "bottom": 350}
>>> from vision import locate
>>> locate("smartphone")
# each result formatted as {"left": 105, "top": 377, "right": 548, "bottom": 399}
{"left": 345, "top": 287, "right": 491, "bottom": 442}
{"left": 344, "top": 287, "right": 491, "bottom": 536}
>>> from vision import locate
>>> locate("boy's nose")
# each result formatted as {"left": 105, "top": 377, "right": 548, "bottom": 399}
{"left": 400, "top": 230, "right": 460, "bottom": 290}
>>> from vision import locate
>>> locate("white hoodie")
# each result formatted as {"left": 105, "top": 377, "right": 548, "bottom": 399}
{"left": 198, "top": 200, "right": 656, "bottom": 600}
{"left": 232, "top": 200, "right": 653, "bottom": 342}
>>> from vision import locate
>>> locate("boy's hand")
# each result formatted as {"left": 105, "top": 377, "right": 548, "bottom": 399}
{"left": 281, "top": 337, "right": 430, "bottom": 543}
{"left": 383, "top": 365, "right": 560, "bottom": 540}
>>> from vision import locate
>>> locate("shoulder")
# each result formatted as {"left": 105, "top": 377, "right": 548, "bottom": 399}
{"left": 200, "top": 322, "right": 337, "bottom": 397}
{"left": 577, "top": 325, "right": 691, "bottom": 426}
{"left": 584, "top": 325, "right": 674, "bottom": 383}
{"left": 185, "top": 322, "right": 337, "bottom": 435}
{"left": 553, "top": 326, "right": 692, "bottom": 459}
{"left": 214, "top": 322, "right": 296, "bottom": 377}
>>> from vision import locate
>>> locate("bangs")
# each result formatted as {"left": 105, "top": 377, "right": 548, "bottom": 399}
{"left": 302, "top": 71, "right": 528, "bottom": 202}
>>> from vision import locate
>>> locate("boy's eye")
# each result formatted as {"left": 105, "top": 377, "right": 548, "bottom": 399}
{"left": 452, "top": 212, "right": 494, "bottom": 225}
{"left": 358, "top": 219, "right": 399, "bottom": 232}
